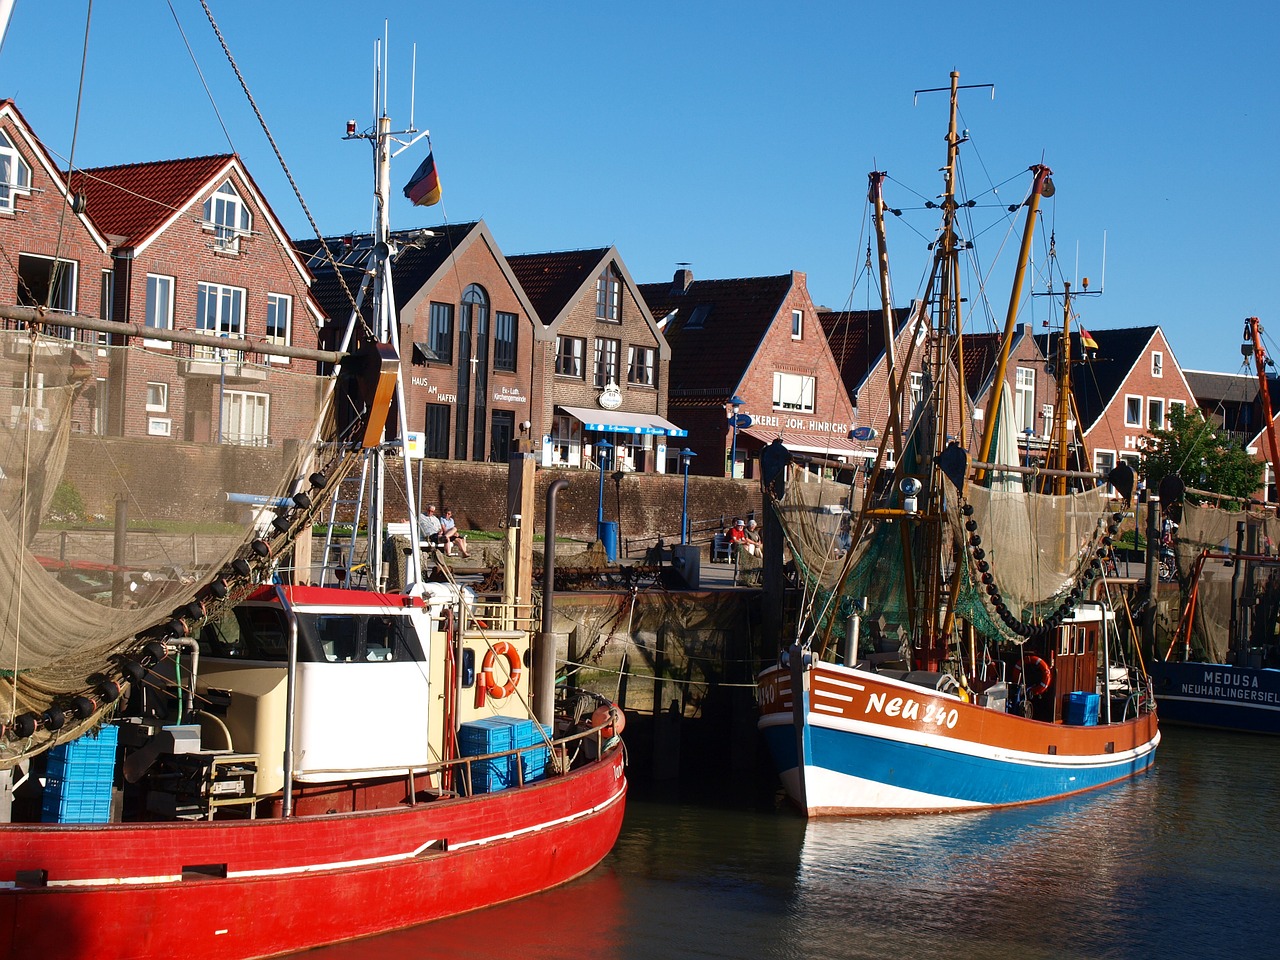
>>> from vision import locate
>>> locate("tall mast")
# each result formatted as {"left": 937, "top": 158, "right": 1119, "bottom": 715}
{"left": 1247, "top": 317, "right": 1280, "bottom": 496}
{"left": 868, "top": 171, "right": 904, "bottom": 455}
{"left": 1049, "top": 283, "right": 1076, "bottom": 494}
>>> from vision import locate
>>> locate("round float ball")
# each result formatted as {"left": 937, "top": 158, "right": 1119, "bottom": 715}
{"left": 981, "top": 571, "right": 994, "bottom": 585}
{"left": 251, "top": 539, "right": 271, "bottom": 557}
{"left": 976, "top": 560, "right": 990, "bottom": 573}
{"left": 972, "top": 547, "right": 985, "bottom": 560}
{"left": 41, "top": 708, "right": 65, "bottom": 732}
{"left": 969, "top": 535, "right": 982, "bottom": 547}
{"left": 97, "top": 679, "right": 121, "bottom": 702}
{"left": 231, "top": 558, "right": 252, "bottom": 577}
{"left": 71, "top": 695, "right": 96, "bottom": 719}
{"left": 965, "top": 519, "right": 978, "bottom": 532}
{"left": 986, "top": 583, "right": 1000, "bottom": 597}
{"left": 1102, "top": 535, "right": 1113, "bottom": 547}
{"left": 209, "top": 578, "right": 229, "bottom": 599}
{"left": 120, "top": 659, "right": 145, "bottom": 683}
{"left": 12, "top": 713, "right": 37, "bottom": 738}
{"left": 291, "top": 492, "right": 313, "bottom": 510}
{"left": 309, "top": 472, "right": 327, "bottom": 489}
{"left": 962, "top": 504, "right": 974, "bottom": 516}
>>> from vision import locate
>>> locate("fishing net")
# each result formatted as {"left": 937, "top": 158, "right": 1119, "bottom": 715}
{"left": 1174, "top": 501, "right": 1280, "bottom": 662}
{"left": 0, "top": 329, "right": 343, "bottom": 765}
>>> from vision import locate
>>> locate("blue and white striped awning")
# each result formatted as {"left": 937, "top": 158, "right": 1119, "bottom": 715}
{"left": 559, "top": 405, "right": 688, "bottom": 438}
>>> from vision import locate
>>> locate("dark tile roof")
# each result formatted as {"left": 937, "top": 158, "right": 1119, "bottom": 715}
{"left": 507, "top": 248, "right": 610, "bottom": 326}
{"left": 819, "top": 307, "right": 912, "bottom": 399}
{"left": 638, "top": 274, "right": 793, "bottom": 402}
{"left": 1035, "top": 325, "right": 1158, "bottom": 433}
{"left": 68, "top": 155, "right": 234, "bottom": 245}
{"left": 1184, "top": 369, "right": 1263, "bottom": 405}
{"left": 959, "top": 325, "right": 1038, "bottom": 402}
{"left": 296, "top": 222, "right": 481, "bottom": 323}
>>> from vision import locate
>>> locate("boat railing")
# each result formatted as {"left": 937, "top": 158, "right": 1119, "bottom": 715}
{"left": 289, "top": 723, "right": 618, "bottom": 804}
{"left": 464, "top": 598, "right": 537, "bottom": 633}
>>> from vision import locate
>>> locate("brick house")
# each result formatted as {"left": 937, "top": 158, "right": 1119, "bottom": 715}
{"left": 639, "top": 269, "right": 858, "bottom": 478}
{"left": 1186, "top": 366, "right": 1280, "bottom": 501}
{"left": 961, "top": 322, "right": 1057, "bottom": 465}
{"left": 1037, "top": 325, "right": 1196, "bottom": 481}
{"left": 0, "top": 100, "right": 115, "bottom": 431}
{"left": 68, "top": 152, "right": 325, "bottom": 445}
{"left": 300, "top": 221, "right": 541, "bottom": 464}
{"left": 507, "top": 247, "right": 679, "bottom": 473}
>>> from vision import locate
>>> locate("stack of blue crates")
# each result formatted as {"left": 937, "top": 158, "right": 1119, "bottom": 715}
{"left": 42, "top": 725, "right": 119, "bottom": 823}
{"left": 1065, "top": 691, "right": 1101, "bottom": 726}
{"left": 458, "top": 718, "right": 516, "bottom": 794}
{"left": 458, "top": 717, "right": 553, "bottom": 794}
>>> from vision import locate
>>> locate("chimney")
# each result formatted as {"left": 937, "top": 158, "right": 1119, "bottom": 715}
{"left": 672, "top": 266, "right": 693, "bottom": 294}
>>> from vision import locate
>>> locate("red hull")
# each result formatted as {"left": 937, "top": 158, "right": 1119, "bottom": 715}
{"left": 0, "top": 748, "right": 626, "bottom": 960}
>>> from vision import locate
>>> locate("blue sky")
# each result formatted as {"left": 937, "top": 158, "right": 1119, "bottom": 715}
{"left": 2, "top": 1, "right": 1276, "bottom": 376}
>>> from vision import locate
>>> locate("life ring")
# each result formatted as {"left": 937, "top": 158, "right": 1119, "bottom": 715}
{"left": 1024, "top": 654, "right": 1052, "bottom": 697}
{"left": 481, "top": 641, "right": 522, "bottom": 699}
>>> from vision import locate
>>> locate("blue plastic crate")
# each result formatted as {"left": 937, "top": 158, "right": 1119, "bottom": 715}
{"left": 1065, "top": 691, "right": 1100, "bottom": 726}
{"left": 491, "top": 719, "right": 551, "bottom": 784}
{"left": 459, "top": 718, "right": 517, "bottom": 794}
{"left": 42, "top": 727, "right": 118, "bottom": 823}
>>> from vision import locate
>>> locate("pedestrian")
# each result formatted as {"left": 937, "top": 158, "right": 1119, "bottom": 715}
{"left": 744, "top": 518, "right": 762, "bottom": 557}
{"left": 441, "top": 508, "right": 470, "bottom": 558}
{"left": 418, "top": 504, "right": 443, "bottom": 550}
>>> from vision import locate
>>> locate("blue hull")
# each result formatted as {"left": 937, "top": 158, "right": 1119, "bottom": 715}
{"left": 760, "top": 717, "right": 1158, "bottom": 811}
{"left": 1150, "top": 660, "right": 1280, "bottom": 735}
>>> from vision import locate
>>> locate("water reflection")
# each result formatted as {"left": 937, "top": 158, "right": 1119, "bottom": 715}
{"left": 292, "top": 731, "right": 1280, "bottom": 960}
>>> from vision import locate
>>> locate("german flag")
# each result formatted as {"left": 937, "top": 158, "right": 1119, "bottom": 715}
{"left": 1078, "top": 326, "right": 1098, "bottom": 350}
{"left": 403, "top": 151, "right": 442, "bottom": 207}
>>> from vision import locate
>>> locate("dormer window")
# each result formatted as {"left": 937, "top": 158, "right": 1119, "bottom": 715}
{"left": 203, "top": 180, "right": 251, "bottom": 254}
{"left": 0, "top": 132, "right": 32, "bottom": 213}
{"left": 685, "top": 304, "right": 710, "bottom": 330}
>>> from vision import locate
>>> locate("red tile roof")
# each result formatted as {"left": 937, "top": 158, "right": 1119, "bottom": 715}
{"left": 507, "top": 248, "right": 610, "bottom": 326}
{"left": 638, "top": 274, "right": 793, "bottom": 403}
{"left": 67, "top": 155, "right": 234, "bottom": 245}
{"left": 819, "top": 307, "right": 913, "bottom": 397}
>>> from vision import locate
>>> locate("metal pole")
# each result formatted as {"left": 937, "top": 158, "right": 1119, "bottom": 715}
{"left": 682, "top": 459, "right": 691, "bottom": 545}
{"left": 536, "top": 477, "right": 570, "bottom": 727}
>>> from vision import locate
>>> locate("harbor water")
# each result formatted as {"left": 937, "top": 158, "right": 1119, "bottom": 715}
{"left": 297, "top": 726, "right": 1279, "bottom": 960}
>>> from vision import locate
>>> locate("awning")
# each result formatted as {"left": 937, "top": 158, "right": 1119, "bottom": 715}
{"left": 741, "top": 427, "right": 874, "bottom": 459}
{"left": 558, "top": 405, "right": 688, "bottom": 438}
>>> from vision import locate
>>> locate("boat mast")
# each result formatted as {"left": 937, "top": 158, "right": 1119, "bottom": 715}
{"left": 868, "top": 171, "right": 904, "bottom": 455}
{"left": 1246, "top": 316, "right": 1280, "bottom": 495}
{"left": 338, "top": 35, "right": 430, "bottom": 587}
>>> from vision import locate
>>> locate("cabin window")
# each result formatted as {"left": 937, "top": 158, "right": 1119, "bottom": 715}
{"left": 198, "top": 606, "right": 290, "bottom": 660}
{"left": 461, "top": 648, "right": 476, "bottom": 687}
{"left": 296, "top": 612, "right": 424, "bottom": 663}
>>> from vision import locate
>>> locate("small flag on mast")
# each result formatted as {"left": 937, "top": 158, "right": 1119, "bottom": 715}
{"left": 403, "top": 151, "right": 442, "bottom": 207}
{"left": 1078, "top": 326, "right": 1098, "bottom": 350}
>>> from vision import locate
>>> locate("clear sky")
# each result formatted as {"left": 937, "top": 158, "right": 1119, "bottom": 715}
{"left": 2, "top": 1, "right": 1276, "bottom": 377}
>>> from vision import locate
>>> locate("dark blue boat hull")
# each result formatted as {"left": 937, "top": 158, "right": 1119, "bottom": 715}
{"left": 1150, "top": 660, "right": 1280, "bottom": 735}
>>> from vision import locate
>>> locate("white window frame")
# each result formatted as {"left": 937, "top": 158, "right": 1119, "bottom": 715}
{"left": 1015, "top": 366, "right": 1035, "bottom": 432}
{"left": 1151, "top": 351, "right": 1163, "bottom": 378}
{"left": 1169, "top": 399, "right": 1186, "bottom": 421}
{"left": 147, "top": 417, "right": 172, "bottom": 437}
{"left": 554, "top": 335, "right": 585, "bottom": 379}
{"left": 1147, "top": 397, "right": 1165, "bottom": 431}
{"left": 791, "top": 309, "right": 803, "bottom": 340}
{"left": 627, "top": 344, "right": 655, "bottom": 387}
{"left": 220, "top": 389, "right": 269, "bottom": 447}
{"left": 202, "top": 180, "right": 252, "bottom": 254}
{"left": 195, "top": 282, "right": 246, "bottom": 359}
{"left": 0, "top": 131, "right": 32, "bottom": 213}
{"left": 144, "top": 273, "right": 175, "bottom": 348}
{"left": 265, "top": 292, "right": 292, "bottom": 364}
{"left": 145, "top": 382, "right": 168, "bottom": 413}
{"left": 1124, "top": 394, "right": 1143, "bottom": 427}
{"left": 773, "top": 371, "right": 815, "bottom": 413}
{"left": 909, "top": 371, "right": 924, "bottom": 416}
{"left": 1041, "top": 403, "right": 1055, "bottom": 439}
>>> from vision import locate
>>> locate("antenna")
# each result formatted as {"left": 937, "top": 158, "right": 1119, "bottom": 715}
{"left": 382, "top": 20, "right": 389, "bottom": 117}
{"left": 410, "top": 43, "right": 418, "bottom": 129}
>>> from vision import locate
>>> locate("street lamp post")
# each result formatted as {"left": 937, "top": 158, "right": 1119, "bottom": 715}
{"left": 728, "top": 394, "right": 745, "bottom": 478}
{"left": 680, "top": 448, "right": 696, "bottom": 544}
{"left": 595, "top": 438, "right": 613, "bottom": 525}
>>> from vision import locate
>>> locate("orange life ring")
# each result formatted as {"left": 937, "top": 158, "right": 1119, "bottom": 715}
{"left": 481, "top": 641, "right": 522, "bottom": 699}
{"left": 1024, "top": 654, "right": 1052, "bottom": 697}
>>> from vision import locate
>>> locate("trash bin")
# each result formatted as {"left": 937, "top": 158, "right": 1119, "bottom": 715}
{"left": 597, "top": 521, "right": 618, "bottom": 563}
